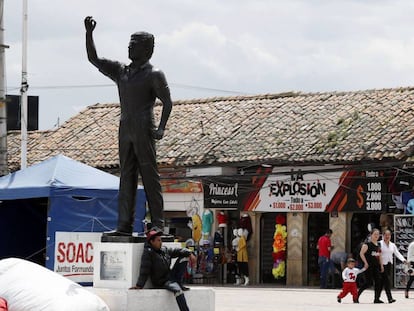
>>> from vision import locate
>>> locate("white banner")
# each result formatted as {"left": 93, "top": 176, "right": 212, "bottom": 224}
{"left": 54, "top": 232, "right": 102, "bottom": 283}
{"left": 255, "top": 171, "right": 341, "bottom": 212}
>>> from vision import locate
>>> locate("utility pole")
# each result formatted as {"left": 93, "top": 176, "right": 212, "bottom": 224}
{"left": 20, "top": 0, "right": 28, "bottom": 169}
{"left": 0, "top": 0, "right": 9, "bottom": 176}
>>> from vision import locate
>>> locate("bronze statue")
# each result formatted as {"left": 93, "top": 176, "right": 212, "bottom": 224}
{"left": 84, "top": 16, "right": 172, "bottom": 236}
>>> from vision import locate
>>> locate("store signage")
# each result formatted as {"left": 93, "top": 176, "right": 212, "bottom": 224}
{"left": 203, "top": 178, "right": 241, "bottom": 209}
{"left": 54, "top": 232, "right": 101, "bottom": 283}
{"left": 326, "top": 170, "right": 388, "bottom": 213}
{"left": 252, "top": 171, "right": 341, "bottom": 212}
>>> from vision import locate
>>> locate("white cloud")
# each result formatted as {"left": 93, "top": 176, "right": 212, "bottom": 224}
{"left": 4, "top": 0, "right": 414, "bottom": 129}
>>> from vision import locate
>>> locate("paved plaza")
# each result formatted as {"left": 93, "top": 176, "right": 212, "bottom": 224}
{"left": 211, "top": 286, "right": 414, "bottom": 311}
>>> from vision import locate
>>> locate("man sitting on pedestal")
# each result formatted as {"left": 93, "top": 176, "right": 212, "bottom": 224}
{"left": 130, "top": 227, "right": 196, "bottom": 311}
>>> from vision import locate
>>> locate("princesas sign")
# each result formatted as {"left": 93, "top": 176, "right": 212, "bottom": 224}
{"left": 203, "top": 179, "right": 240, "bottom": 209}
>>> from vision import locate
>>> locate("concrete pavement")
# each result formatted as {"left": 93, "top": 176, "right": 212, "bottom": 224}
{"left": 210, "top": 286, "right": 413, "bottom": 311}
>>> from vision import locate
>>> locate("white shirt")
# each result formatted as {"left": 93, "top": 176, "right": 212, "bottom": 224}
{"left": 407, "top": 241, "right": 414, "bottom": 262}
{"left": 380, "top": 240, "right": 405, "bottom": 264}
{"left": 342, "top": 267, "right": 365, "bottom": 283}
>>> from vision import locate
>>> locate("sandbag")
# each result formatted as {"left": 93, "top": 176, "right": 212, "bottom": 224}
{"left": 0, "top": 297, "right": 7, "bottom": 311}
{"left": 0, "top": 258, "right": 109, "bottom": 311}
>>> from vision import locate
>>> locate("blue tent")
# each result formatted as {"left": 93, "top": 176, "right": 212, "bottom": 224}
{"left": 0, "top": 154, "right": 146, "bottom": 271}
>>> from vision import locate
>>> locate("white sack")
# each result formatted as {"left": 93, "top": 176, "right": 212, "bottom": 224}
{"left": 0, "top": 258, "right": 109, "bottom": 311}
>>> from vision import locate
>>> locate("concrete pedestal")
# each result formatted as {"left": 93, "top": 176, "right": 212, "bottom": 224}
{"left": 93, "top": 242, "right": 144, "bottom": 289}
{"left": 87, "top": 287, "right": 215, "bottom": 311}
{"left": 93, "top": 241, "right": 181, "bottom": 289}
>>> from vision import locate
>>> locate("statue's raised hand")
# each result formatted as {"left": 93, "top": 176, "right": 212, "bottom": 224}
{"left": 84, "top": 16, "right": 96, "bottom": 33}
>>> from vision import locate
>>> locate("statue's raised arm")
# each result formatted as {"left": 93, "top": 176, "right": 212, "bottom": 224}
{"left": 84, "top": 16, "right": 99, "bottom": 67}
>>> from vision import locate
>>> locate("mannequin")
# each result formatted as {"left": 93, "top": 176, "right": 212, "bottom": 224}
{"left": 231, "top": 229, "right": 241, "bottom": 285}
{"left": 239, "top": 213, "right": 253, "bottom": 241}
{"left": 202, "top": 208, "right": 214, "bottom": 239}
{"left": 237, "top": 228, "right": 249, "bottom": 286}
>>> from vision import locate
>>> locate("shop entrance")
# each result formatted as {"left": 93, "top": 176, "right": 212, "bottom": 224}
{"left": 260, "top": 213, "right": 287, "bottom": 284}
{"left": 307, "top": 213, "right": 329, "bottom": 286}
{"left": 350, "top": 213, "right": 381, "bottom": 258}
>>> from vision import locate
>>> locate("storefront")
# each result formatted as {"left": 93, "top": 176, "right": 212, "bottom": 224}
{"left": 176, "top": 166, "right": 414, "bottom": 286}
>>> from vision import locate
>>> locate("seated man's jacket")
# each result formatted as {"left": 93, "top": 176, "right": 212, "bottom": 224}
{"left": 136, "top": 242, "right": 191, "bottom": 288}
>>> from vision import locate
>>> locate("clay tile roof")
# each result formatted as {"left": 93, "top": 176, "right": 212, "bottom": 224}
{"left": 6, "top": 87, "right": 414, "bottom": 172}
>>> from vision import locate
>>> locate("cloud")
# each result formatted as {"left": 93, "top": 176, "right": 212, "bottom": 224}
{"left": 5, "top": 0, "right": 414, "bottom": 129}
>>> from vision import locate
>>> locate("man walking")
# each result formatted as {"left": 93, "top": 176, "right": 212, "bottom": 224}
{"left": 317, "top": 229, "right": 333, "bottom": 288}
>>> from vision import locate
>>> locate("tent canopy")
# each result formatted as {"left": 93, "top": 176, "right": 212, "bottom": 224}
{"left": 0, "top": 154, "right": 127, "bottom": 200}
{"left": 0, "top": 155, "right": 146, "bottom": 273}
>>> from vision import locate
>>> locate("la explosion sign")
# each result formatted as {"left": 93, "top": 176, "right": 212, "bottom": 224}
{"left": 255, "top": 171, "right": 341, "bottom": 212}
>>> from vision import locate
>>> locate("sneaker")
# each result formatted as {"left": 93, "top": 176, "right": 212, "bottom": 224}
{"left": 337, "top": 297, "right": 341, "bottom": 303}
{"left": 389, "top": 298, "right": 396, "bottom": 303}
{"left": 405, "top": 290, "right": 409, "bottom": 299}
{"left": 374, "top": 300, "right": 384, "bottom": 304}
{"left": 353, "top": 299, "right": 359, "bottom": 303}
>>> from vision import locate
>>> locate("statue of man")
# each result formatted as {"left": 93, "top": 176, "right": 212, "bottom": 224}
{"left": 84, "top": 16, "right": 172, "bottom": 236}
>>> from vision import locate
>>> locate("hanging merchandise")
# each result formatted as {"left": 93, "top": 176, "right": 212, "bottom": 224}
{"left": 186, "top": 197, "right": 202, "bottom": 243}
{"left": 191, "top": 213, "right": 202, "bottom": 243}
{"left": 202, "top": 209, "right": 214, "bottom": 239}
{"left": 272, "top": 215, "right": 287, "bottom": 279}
{"left": 217, "top": 211, "right": 228, "bottom": 227}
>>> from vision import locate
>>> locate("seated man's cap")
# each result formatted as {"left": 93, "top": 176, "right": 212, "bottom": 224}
{"left": 146, "top": 227, "right": 163, "bottom": 241}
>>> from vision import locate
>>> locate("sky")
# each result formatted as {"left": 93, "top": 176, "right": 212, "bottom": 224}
{"left": 4, "top": 0, "right": 414, "bottom": 130}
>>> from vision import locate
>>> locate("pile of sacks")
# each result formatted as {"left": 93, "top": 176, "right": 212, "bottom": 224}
{"left": 0, "top": 258, "right": 109, "bottom": 311}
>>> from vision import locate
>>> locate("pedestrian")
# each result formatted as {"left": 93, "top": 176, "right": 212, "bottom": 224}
{"left": 330, "top": 251, "right": 350, "bottom": 287}
{"left": 331, "top": 251, "right": 349, "bottom": 272}
{"left": 317, "top": 229, "right": 334, "bottom": 288}
{"left": 379, "top": 229, "right": 406, "bottom": 303}
{"left": 337, "top": 258, "right": 365, "bottom": 303}
{"left": 357, "top": 228, "right": 384, "bottom": 303}
{"left": 405, "top": 240, "right": 414, "bottom": 298}
{"left": 84, "top": 16, "right": 173, "bottom": 235}
{"left": 130, "top": 227, "right": 197, "bottom": 311}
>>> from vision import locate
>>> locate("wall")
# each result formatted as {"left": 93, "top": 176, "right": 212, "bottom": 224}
{"left": 286, "top": 213, "right": 305, "bottom": 286}
{"left": 329, "top": 212, "right": 347, "bottom": 253}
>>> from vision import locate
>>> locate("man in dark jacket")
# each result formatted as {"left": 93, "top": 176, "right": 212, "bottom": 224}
{"left": 130, "top": 227, "right": 196, "bottom": 311}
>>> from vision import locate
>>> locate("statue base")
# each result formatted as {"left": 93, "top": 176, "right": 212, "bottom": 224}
{"left": 93, "top": 239, "right": 180, "bottom": 289}
{"left": 101, "top": 235, "right": 147, "bottom": 243}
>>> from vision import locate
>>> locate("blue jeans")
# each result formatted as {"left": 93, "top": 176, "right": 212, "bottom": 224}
{"left": 318, "top": 256, "right": 330, "bottom": 288}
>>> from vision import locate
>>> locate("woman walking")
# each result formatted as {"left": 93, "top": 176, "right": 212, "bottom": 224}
{"left": 357, "top": 228, "right": 384, "bottom": 303}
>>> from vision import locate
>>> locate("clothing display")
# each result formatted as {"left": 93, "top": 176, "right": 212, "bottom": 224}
{"left": 239, "top": 213, "right": 253, "bottom": 241}
{"left": 202, "top": 209, "right": 214, "bottom": 235}
{"left": 237, "top": 231, "right": 249, "bottom": 285}
{"left": 217, "top": 212, "right": 228, "bottom": 228}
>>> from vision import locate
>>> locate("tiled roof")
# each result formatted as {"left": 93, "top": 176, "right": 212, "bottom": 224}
{"left": 7, "top": 86, "right": 414, "bottom": 172}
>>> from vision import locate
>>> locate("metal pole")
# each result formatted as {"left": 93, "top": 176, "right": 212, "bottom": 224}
{"left": 20, "top": 0, "right": 28, "bottom": 169}
{"left": 0, "top": 0, "right": 9, "bottom": 176}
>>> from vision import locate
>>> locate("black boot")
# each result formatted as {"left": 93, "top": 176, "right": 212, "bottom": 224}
{"left": 176, "top": 294, "right": 190, "bottom": 311}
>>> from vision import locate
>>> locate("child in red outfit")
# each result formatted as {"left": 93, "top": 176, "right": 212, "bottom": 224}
{"left": 337, "top": 258, "right": 365, "bottom": 303}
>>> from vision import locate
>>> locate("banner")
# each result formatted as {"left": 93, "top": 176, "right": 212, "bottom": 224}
{"left": 203, "top": 177, "right": 244, "bottom": 209}
{"left": 326, "top": 170, "right": 388, "bottom": 213}
{"left": 242, "top": 169, "right": 390, "bottom": 213}
{"left": 54, "top": 232, "right": 101, "bottom": 283}
{"left": 246, "top": 171, "right": 341, "bottom": 212}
